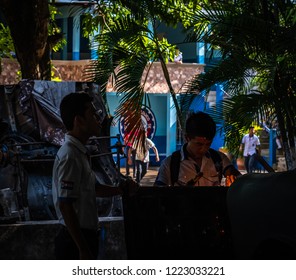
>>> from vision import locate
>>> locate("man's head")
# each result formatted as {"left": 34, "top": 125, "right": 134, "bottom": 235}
{"left": 185, "top": 112, "right": 216, "bottom": 160}
{"left": 185, "top": 112, "right": 216, "bottom": 140}
{"left": 60, "top": 92, "right": 101, "bottom": 138}
{"left": 249, "top": 126, "right": 254, "bottom": 136}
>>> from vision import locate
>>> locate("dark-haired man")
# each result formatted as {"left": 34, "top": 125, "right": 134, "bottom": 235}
{"left": 241, "top": 126, "right": 261, "bottom": 173}
{"left": 154, "top": 112, "right": 240, "bottom": 187}
{"left": 52, "top": 92, "right": 134, "bottom": 260}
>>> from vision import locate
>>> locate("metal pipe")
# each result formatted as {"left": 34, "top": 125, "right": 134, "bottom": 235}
{"left": 89, "top": 135, "right": 121, "bottom": 140}
{"left": 20, "top": 159, "right": 55, "bottom": 163}
{"left": 7, "top": 142, "right": 48, "bottom": 147}
{"left": 50, "top": 0, "right": 96, "bottom": 5}
{"left": 90, "top": 152, "right": 118, "bottom": 158}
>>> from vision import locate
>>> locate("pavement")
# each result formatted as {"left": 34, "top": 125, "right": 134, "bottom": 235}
{"left": 121, "top": 165, "right": 248, "bottom": 187}
{"left": 120, "top": 166, "right": 159, "bottom": 186}
{"left": 119, "top": 143, "right": 283, "bottom": 186}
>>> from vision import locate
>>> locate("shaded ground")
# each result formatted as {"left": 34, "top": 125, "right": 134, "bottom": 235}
{"left": 120, "top": 166, "right": 159, "bottom": 186}
{"left": 121, "top": 165, "right": 248, "bottom": 187}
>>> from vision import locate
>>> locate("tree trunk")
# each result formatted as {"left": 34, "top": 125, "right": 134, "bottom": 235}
{"left": 39, "top": 41, "right": 51, "bottom": 80}
{"left": 0, "top": 0, "right": 50, "bottom": 80}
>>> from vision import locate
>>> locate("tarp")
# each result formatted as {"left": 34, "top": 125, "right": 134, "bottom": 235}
{"left": 0, "top": 80, "right": 107, "bottom": 146}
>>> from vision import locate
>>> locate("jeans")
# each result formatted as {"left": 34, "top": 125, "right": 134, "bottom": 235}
{"left": 126, "top": 146, "right": 136, "bottom": 177}
{"left": 244, "top": 154, "right": 256, "bottom": 173}
{"left": 136, "top": 160, "right": 149, "bottom": 183}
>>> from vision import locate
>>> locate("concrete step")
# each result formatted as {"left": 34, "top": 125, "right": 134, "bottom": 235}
{"left": 260, "top": 143, "right": 269, "bottom": 149}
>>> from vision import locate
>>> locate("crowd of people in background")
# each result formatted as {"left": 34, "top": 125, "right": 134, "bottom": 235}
{"left": 123, "top": 113, "right": 280, "bottom": 185}
{"left": 123, "top": 112, "right": 243, "bottom": 187}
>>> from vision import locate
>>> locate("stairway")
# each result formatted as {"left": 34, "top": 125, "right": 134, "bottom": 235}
{"left": 259, "top": 129, "right": 286, "bottom": 172}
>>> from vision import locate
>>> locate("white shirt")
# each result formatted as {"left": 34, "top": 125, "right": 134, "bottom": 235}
{"left": 174, "top": 52, "right": 183, "bottom": 62}
{"left": 155, "top": 145, "right": 232, "bottom": 186}
{"left": 242, "top": 134, "right": 260, "bottom": 156}
{"left": 52, "top": 134, "right": 98, "bottom": 230}
{"left": 135, "top": 138, "right": 155, "bottom": 163}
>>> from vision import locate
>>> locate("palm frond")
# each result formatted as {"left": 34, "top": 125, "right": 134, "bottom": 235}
{"left": 83, "top": 12, "right": 157, "bottom": 147}
{"left": 207, "top": 93, "right": 274, "bottom": 155}
{"left": 184, "top": 53, "right": 258, "bottom": 95}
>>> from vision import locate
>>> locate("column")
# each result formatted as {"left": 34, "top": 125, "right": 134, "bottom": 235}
{"left": 197, "top": 42, "right": 205, "bottom": 64}
{"left": 90, "top": 26, "right": 100, "bottom": 60}
{"left": 166, "top": 94, "right": 177, "bottom": 156}
{"left": 62, "top": 18, "right": 68, "bottom": 60}
{"left": 72, "top": 15, "right": 80, "bottom": 60}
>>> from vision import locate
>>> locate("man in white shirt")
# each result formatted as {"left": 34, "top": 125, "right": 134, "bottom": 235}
{"left": 154, "top": 112, "right": 241, "bottom": 187}
{"left": 241, "top": 126, "right": 261, "bottom": 173}
{"left": 52, "top": 93, "right": 136, "bottom": 260}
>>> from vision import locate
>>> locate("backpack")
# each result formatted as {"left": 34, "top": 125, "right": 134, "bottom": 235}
{"left": 170, "top": 148, "right": 223, "bottom": 186}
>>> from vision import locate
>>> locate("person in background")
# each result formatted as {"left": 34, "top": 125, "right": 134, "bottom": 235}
{"left": 124, "top": 132, "right": 136, "bottom": 178}
{"left": 241, "top": 126, "right": 261, "bottom": 173}
{"left": 132, "top": 130, "right": 159, "bottom": 184}
{"left": 174, "top": 47, "right": 183, "bottom": 64}
{"left": 154, "top": 112, "right": 241, "bottom": 187}
{"left": 52, "top": 93, "right": 136, "bottom": 260}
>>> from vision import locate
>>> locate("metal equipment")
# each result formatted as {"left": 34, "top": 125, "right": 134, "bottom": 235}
{"left": 0, "top": 80, "right": 125, "bottom": 223}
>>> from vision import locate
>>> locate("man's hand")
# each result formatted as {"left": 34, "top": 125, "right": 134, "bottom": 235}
{"left": 224, "top": 166, "right": 241, "bottom": 187}
{"left": 225, "top": 175, "right": 236, "bottom": 187}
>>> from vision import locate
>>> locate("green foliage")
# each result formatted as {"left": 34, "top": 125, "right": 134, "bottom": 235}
{"left": 82, "top": 0, "right": 133, "bottom": 38}
{"left": 0, "top": 4, "right": 65, "bottom": 77}
{"left": 83, "top": 0, "right": 200, "bottom": 140}
{"left": 80, "top": 0, "right": 293, "bottom": 161}
{"left": 184, "top": 0, "right": 296, "bottom": 168}
{"left": 0, "top": 23, "right": 14, "bottom": 56}
{"left": 0, "top": 23, "right": 14, "bottom": 72}
{"left": 49, "top": 5, "right": 66, "bottom": 52}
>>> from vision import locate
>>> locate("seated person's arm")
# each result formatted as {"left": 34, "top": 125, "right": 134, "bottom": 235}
{"left": 223, "top": 165, "right": 241, "bottom": 186}
{"left": 220, "top": 152, "right": 241, "bottom": 186}
{"left": 224, "top": 165, "right": 241, "bottom": 177}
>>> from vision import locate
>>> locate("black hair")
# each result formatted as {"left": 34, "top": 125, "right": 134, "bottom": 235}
{"left": 185, "top": 111, "right": 216, "bottom": 140}
{"left": 60, "top": 92, "right": 93, "bottom": 131}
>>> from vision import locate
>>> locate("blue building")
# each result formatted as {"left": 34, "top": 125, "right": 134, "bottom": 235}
{"left": 52, "top": 1, "right": 227, "bottom": 164}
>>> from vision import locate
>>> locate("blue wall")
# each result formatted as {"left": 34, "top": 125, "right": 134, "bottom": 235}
{"left": 106, "top": 93, "right": 176, "bottom": 167}
{"left": 188, "top": 84, "right": 225, "bottom": 151}
{"left": 106, "top": 88, "right": 225, "bottom": 167}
